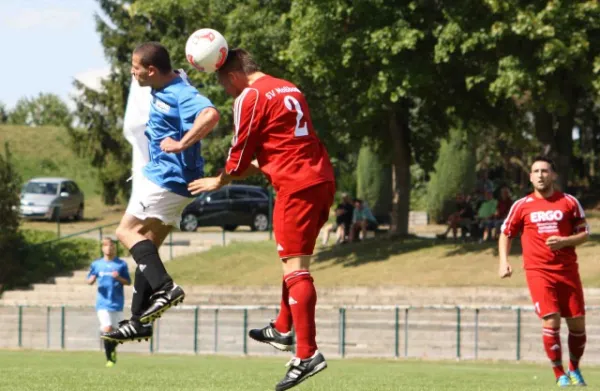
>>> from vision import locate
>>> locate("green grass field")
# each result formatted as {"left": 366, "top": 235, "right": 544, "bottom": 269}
{"left": 2, "top": 350, "right": 598, "bottom": 391}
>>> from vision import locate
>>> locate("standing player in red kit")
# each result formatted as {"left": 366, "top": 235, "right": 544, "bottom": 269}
{"left": 188, "top": 49, "right": 335, "bottom": 391}
{"left": 499, "top": 156, "right": 589, "bottom": 387}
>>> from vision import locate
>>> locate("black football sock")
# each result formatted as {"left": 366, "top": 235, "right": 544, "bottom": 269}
{"left": 131, "top": 266, "right": 153, "bottom": 322}
{"left": 104, "top": 339, "right": 116, "bottom": 361}
{"left": 129, "top": 239, "right": 173, "bottom": 291}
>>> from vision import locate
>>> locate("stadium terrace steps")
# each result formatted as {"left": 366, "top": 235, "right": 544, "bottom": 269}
{"left": 7, "top": 278, "right": 600, "bottom": 306}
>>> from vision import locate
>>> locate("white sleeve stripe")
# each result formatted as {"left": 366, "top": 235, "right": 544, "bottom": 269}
{"left": 227, "top": 88, "right": 259, "bottom": 174}
{"left": 565, "top": 193, "right": 586, "bottom": 218}
{"left": 500, "top": 197, "right": 527, "bottom": 234}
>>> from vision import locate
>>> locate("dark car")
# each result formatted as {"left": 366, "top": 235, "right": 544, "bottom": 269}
{"left": 180, "top": 184, "right": 272, "bottom": 232}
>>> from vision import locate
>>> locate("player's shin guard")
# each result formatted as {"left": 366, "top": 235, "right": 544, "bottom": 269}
{"left": 285, "top": 270, "right": 317, "bottom": 359}
{"left": 131, "top": 266, "right": 153, "bottom": 322}
{"left": 543, "top": 327, "right": 566, "bottom": 378}
{"left": 274, "top": 277, "right": 293, "bottom": 334}
{"left": 130, "top": 239, "right": 173, "bottom": 291}
{"left": 568, "top": 331, "right": 586, "bottom": 371}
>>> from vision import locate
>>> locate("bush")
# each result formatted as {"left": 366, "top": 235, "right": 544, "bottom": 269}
{"left": 426, "top": 128, "right": 476, "bottom": 223}
{"left": 1, "top": 230, "right": 99, "bottom": 292}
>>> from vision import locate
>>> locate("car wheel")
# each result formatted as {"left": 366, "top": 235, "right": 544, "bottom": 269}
{"left": 180, "top": 213, "right": 199, "bottom": 232}
{"left": 223, "top": 224, "right": 238, "bottom": 231}
{"left": 74, "top": 205, "right": 84, "bottom": 221}
{"left": 252, "top": 213, "right": 269, "bottom": 232}
{"left": 48, "top": 207, "right": 60, "bottom": 222}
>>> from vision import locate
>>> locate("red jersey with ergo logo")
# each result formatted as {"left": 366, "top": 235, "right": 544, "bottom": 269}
{"left": 501, "top": 191, "right": 588, "bottom": 271}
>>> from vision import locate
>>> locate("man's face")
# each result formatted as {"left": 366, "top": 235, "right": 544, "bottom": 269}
{"left": 217, "top": 71, "right": 243, "bottom": 97}
{"left": 131, "top": 53, "right": 154, "bottom": 87}
{"left": 530, "top": 161, "right": 555, "bottom": 192}
{"left": 102, "top": 241, "right": 116, "bottom": 259}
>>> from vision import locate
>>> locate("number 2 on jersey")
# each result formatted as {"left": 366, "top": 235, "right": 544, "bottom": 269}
{"left": 284, "top": 95, "right": 308, "bottom": 137}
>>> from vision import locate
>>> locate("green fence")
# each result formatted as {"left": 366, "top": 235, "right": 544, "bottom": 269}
{"left": 3, "top": 304, "right": 598, "bottom": 361}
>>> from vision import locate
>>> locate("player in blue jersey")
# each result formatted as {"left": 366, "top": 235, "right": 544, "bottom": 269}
{"left": 102, "top": 42, "right": 220, "bottom": 344}
{"left": 87, "top": 238, "right": 131, "bottom": 367}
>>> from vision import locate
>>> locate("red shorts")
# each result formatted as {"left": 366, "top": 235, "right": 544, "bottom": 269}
{"left": 273, "top": 181, "right": 335, "bottom": 258}
{"left": 525, "top": 269, "right": 585, "bottom": 319}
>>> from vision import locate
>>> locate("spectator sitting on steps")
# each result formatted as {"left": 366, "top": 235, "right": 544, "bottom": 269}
{"left": 349, "top": 198, "right": 378, "bottom": 242}
{"left": 321, "top": 192, "right": 354, "bottom": 245}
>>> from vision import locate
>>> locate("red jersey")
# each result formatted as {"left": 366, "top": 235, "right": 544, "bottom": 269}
{"left": 501, "top": 191, "right": 588, "bottom": 271}
{"left": 225, "top": 75, "right": 335, "bottom": 195}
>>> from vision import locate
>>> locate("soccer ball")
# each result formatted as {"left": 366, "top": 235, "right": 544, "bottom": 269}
{"left": 185, "top": 28, "right": 228, "bottom": 74}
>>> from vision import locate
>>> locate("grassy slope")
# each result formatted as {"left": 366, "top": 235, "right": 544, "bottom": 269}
{"left": 168, "top": 229, "right": 600, "bottom": 288}
{"left": 0, "top": 125, "right": 125, "bottom": 229}
{"left": 0, "top": 125, "right": 98, "bottom": 196}
{"left": 1, "top": 350, "right": 597, "bottom": 391}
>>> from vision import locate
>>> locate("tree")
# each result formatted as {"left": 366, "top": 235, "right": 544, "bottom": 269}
{"left": 0, "top": 143, "right": 23, "bottom": 290}
{"left": 284, "top": 0, "right": 463, "bottom": 235}
{"left": 69, "top": 0, "right": 157, "bottom": 204}
{"left": 8, "top": 93, "right": 71, "bottom": 127}
{"left": 0, "top": 101, "right": 7, "bottom": 124}
{"left": 438, "top": 1, "right": 600, "bottom": 190}
{"left": 427, "top": 129, "right": 477, "bottom": 223}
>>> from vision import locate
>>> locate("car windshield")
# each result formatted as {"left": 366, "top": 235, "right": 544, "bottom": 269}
{"left": 23, "top": 182, "right": 59, "bottom": 195}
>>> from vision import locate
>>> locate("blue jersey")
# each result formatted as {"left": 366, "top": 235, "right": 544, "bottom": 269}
{"left": 143, "top": 75, "right": 215, "bottom": 197}
{"left": 87, "top": 258, "right": 130, "bottom": 312}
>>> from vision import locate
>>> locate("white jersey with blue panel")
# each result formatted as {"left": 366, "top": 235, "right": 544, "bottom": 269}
{"left": 143, "top": 75, "right": 214, "bottom": 197}
{"left": 87, "top": 258, "right": 131, "bottom": 312}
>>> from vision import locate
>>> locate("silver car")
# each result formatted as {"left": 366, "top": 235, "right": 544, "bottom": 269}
{"left": 20, "top": 177, "right": 85, "bottom": 221}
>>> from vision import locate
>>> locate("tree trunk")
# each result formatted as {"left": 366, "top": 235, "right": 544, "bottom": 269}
{"left": 555, "top": 109, "right": 575, "bottom": 192}
{"left": 389, "top": 107, "right": 411, "bottom": 236}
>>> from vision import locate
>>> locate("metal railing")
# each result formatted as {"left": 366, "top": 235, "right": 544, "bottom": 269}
{"left": 4, "top": 304, "right": 600, "bottom": 362}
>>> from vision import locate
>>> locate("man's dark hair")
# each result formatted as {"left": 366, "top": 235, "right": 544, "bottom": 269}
{"left": 217, "top": 48, "right": 260, "bottom": 75}
{"left": 133, "top": 42, "right": 172, "bottom": 74}
{"left": 531, "top": 155, "right": 557, "bottom": 172}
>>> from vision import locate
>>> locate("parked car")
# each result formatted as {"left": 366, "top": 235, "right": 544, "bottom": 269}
{"left": 180, "top": 184, "right": 272, "bottom": 232}
{"left": 20, "top": 177, "right": 85, "bottom": 221}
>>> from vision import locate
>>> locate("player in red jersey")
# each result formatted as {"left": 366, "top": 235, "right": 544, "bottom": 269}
{"left": 499, "top": 156, "right": 589, "bottom": 387}
{"left": 188, "top": 49, "right": 334, "bottom": 391}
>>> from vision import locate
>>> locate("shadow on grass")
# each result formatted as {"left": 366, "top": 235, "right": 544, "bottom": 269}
{"left": 314, "top": 232, "right": 600, "bottom": 269}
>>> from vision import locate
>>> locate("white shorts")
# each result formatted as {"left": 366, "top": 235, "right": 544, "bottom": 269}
{"left": 126, "top": 175, "right": 192, "bottom": 226}
{"left": 97, "top": 310, "right": 123, "bottom": 331}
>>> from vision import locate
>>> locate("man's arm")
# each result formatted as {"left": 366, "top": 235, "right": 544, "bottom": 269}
{"left": 546, "top": 231, "right": 589, "bottom": 251}
{"left": 498, "top": 233, "right": 513, "bottom": 278}
{"left": 188, "top": 160, "right": 261, "bottom": 195}
{"left": 113, "top": 274, "right": 131, "bottom": 286}
{"left": 86, "top": 264, "right": 96, "bottom": 285}
{"left": 161, "top": 107, "right": 220, "bottom": 153}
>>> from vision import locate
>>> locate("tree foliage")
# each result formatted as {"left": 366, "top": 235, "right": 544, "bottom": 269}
{"left": 8, "top": 93, "right": 71, "bottom": 127}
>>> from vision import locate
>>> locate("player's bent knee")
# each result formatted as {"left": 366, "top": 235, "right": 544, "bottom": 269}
{"left": 541, "top": 312, "right": 561, "bottom": 327}
{"left": 566, "top": 315, "right": 586, "bottom": 332}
